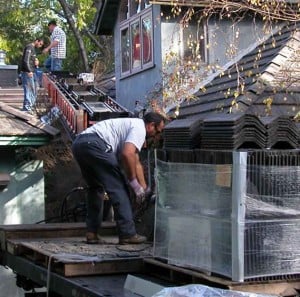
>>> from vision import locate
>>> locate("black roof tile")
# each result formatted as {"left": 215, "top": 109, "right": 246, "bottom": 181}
{"left": 166, "top": 23, "right": 300, "bottom": 150}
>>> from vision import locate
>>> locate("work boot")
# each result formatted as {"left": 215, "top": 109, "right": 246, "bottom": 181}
{"left": 119, "top": 234, "right": 147, "bottom": 245}
{"left": 86, "top": 232, "right": 102, "bottom": 244}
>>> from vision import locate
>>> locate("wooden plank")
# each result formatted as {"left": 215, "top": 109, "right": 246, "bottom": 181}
{"left": 0, "top": 221, "right": 115, "bottom": 233}
{"left": 6, "top": 240, "right": 49, "bottom": 268}
{"left": 61, "top": 258, "right": 143, "bottom": 277}
{"left": 0, "top": 222, "right": 88, "bottom": 232}
{"left": 26, "top": 118, "right": 60, "bottom": 136}
{"left": 0, "top": 222, "right": 117, "bottom": 252}
{"left": 6, "top": 240, "right": 23, "bottom": 255}
{"left": 0, "top": 102, "right": 60, "bottom": 136}
{"left": 0, "top": 102, "right": 33, "bottom": 120}
{"left": 0, "top": 115, "right": 48, "bottom": 136}
{"left": 229, "top": 281, "right": 300, "bottom": 297}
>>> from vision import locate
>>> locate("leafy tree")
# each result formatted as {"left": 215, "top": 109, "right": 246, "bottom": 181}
{"left": 0, "top": 0, "right": 113, "bottom": 74}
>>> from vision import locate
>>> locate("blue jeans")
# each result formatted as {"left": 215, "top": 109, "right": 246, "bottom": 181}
{"left": 21, "top": 72, "right": 36, "bottom": 111}
{"left": 51, "top": 58, "right": 63, "bottom": 71}
{"left": 44, "top": 56, "right": 52, "bottom": 71}
{"left": 34, "top": 69, "right": 43, "bottom": 87}
{"left": 71, "top": 133, "right": 136, "bottom": 238}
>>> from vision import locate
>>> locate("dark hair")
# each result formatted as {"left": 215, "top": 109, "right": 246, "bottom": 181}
{"left": 48, "top": 20, "right": 57, "bottom": 26}
{"left": 143, "top": 112, "right": 166, "bottom": 125}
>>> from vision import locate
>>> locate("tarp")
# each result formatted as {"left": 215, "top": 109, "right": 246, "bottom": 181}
{"left": 152, "top": 284, "right": 277, "bottom": 297}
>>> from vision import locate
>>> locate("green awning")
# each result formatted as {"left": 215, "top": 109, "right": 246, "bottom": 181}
{"left": 0, "top": 136, "right": 50, "bottom": 146}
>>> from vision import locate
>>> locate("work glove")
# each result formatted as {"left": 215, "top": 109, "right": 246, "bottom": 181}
{"left": 129, "top": 178, "right": 145, "bottom": 205}
{"left": 145, "top": 187, "right": 156, "bottom": 204}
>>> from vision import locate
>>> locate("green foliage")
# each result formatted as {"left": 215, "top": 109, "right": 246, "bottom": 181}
{"left": 0, "top": 0, "right": 53, "bottom": 64}
{"left": 76, "top": 0, "right": 96, "bottom": 30}
{"left": 0, "top": 0, "right": 110, "bottom": 74}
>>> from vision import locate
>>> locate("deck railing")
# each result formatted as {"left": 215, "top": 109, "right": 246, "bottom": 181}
{"left": 43, "top": 74, "right": 88, "bottom": 137}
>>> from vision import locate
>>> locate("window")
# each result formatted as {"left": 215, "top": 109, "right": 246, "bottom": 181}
{"left": 121, "top": 27, "right": 130, "bottom": 73}
{"left": 120, "top": 7, "right": 153, "bottom": 77}
{"left": 161, "top": 7, "right": 207, "bottom": 65}
{"left": 131, "top": 21, "right": 141, "bottom": 69}
{"left": 120, "top": 0, "right": 151, "bottom": 21}
{"left": 142, "top": 17, "right": 152, "bottom": 64}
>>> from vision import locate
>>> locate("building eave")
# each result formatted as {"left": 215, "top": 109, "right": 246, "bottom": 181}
{"left": 94, "top": 0, "right": 121, "bottom": 35}
{"left": 150, "top": 0, "right": 300, "bottom": 6}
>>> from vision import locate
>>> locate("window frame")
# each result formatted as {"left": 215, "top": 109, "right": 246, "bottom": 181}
{"left": 119, "top": 7, "right": 154, "bottom": 78}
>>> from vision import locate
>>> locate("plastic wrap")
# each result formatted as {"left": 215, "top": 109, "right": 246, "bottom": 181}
{"left": 154, "top": 152, "right": 300, "bottom": 281}
{"left": 154, "top": 159, "right": 233, "bottom": 277}
{"left": 152, "top": 284, "right": 277, "bottom": 297}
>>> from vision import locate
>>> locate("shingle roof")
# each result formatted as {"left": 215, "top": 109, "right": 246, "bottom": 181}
{"left": 175, "top": 24, "right": 300, "bottom": 119}
{"left": 166, "top": 23, "right": 300, "bottom": 149}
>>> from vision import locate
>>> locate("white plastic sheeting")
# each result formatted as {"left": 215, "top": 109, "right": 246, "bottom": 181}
{"left": 0, "top": 266, "right": 24, "bottom": 297}
{"left": 152, "top": 284, "right": 277, "bottom": 297}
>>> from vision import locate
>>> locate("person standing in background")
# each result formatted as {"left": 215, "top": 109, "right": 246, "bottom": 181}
{"left": 43, "top": 20, "right": 66, "bottom": 71}
{"left": 20, "top": 38, "right": 44, "bottom": 113}
{"left": 34, "top": 57, "right": 43, "bottom": 88}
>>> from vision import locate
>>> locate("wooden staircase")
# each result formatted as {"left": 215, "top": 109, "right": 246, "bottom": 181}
{"left": 0, "top": 86, "right": 50, "bottom": 112}
{"left": 0, "top": 87, "right": 23, "bottom": 109}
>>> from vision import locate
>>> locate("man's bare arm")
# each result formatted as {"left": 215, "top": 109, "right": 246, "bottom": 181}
{"left": 42, "top": 40, "right": 59, "bottom": 53}
{"left": 136, "top": 153, "right": 147, "bottom": 190}
{"left": 121, "top": 142, "right": 138, "bottom": 181}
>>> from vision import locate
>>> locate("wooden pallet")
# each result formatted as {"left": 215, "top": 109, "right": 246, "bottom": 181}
{"left": 143, "top": 258, "right": 300, "bottom": 297}
{"left": 1, "top": 223, "right": 151, "bottom": 277}
{"left": 6, "top": 236, "right": 151, "bottom": 277}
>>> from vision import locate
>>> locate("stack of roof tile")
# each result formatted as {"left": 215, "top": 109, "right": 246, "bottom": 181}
{"left": 163, "top": 116, "right": 203, "bottom": 149}
{"left": 164, "top": 114, "right": 300, "bottom": 150}
{"left": 200, "top": 113, "right": 246, "bottom": 149}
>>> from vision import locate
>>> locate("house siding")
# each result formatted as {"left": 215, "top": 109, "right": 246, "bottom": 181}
{"left": 207, "top": 17, "right": 266, "bottom": 66}
{"left": 0, "top": 147, "right": 45, "bottom": 224}
{"left": 115, "top": 5, "right": 163, "bottom": 111}
{"left": 113, "top": 4, "right": 275, "bottom": 112}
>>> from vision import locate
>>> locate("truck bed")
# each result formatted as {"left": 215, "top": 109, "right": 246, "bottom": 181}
{"left": 1, "top": 223, "right": 300, "bottom": 297}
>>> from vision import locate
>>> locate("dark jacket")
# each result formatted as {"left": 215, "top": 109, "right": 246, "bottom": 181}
{"left": 20, "top": 43, "right": 36, "bottom": 73}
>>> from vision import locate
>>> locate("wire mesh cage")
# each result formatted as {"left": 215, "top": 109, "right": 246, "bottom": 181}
{"left": 153, "top": 149, "right": 300, "bottom": 282}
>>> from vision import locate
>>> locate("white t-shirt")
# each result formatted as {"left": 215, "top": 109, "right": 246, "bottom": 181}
{"left": 81, "top": 118, "right": 146, "bottom": 155}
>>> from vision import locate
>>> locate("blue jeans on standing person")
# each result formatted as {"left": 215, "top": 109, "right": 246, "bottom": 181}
{"left": 44, "top": 56, "right": 52, "bottom": 72}
{"left": 51, "top": 58, "right": 63, "bottom": 71}
{"left": 21, "top": 72, "right": 36, "bottom": 111}
{"left": 34, "top": 68, "right": 43, "bottom": 88}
